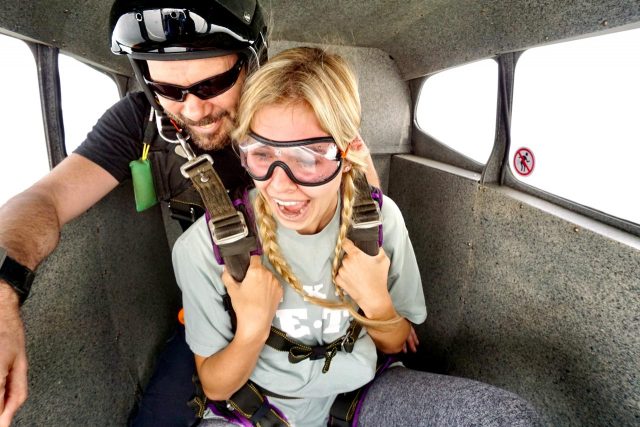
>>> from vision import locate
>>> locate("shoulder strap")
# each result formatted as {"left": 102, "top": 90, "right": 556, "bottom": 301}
{"left": 348, "top": 172, "right": 383, "bottom": 256}
{"left": 170, "top": 122, "right": 257, "bottom": 282}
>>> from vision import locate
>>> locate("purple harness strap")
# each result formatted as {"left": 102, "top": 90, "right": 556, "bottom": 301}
{"left": 207, "top": 188, "right": 263, "bottom": 265}
{"left": 370, "top": 187, "right": 384, "bottom": 247}
{"left": 206, "top": 394, "right": 290, "bottom": 426}
{"left": 351, "top": 356, "right": 396, "bottom": 426}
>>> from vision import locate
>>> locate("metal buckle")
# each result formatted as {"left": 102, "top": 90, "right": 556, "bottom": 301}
{"left": 168, "top": 202, "right": 196, "bottom": 223}
{"left": 180, "top": 154, "right": 214, "bottom": 178}
{"left": 208, "top": 212, "right": 249, "bottom": 245}
{"left": 155, "top": 113, "right": 182, "bottom": 144}
{"left": 352, "top": 201, "right": 382, "bottom": 229}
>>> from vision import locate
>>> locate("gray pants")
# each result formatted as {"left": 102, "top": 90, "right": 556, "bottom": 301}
{"left": 358, "top": 367, "right": 541, "bottom": 426}
{"left": 200, "top": 367, "right": 542, "bottom": 426}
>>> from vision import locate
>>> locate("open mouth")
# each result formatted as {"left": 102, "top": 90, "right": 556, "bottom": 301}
{"left": 273, "top": 198, "right": 310, "bottom": 219}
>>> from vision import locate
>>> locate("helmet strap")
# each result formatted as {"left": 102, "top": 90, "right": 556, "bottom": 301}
{"left": 129, "top": 57, "right": 164, "bottom": 114}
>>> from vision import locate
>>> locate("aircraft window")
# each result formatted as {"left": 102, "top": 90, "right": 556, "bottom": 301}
{"left": 415, "top": 59, "right": 498, "bottom": 164}
{"left": 0, "top": 34, "right": 48, "bottom": 206}
{"left": 59, "top": 53, "right": 120, "bottom": 153}
{"left": 510, "top": 27, "right": 640, "bottom": 225}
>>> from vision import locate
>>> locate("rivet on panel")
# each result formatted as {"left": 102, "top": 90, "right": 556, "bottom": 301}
{"left": 573, "top": 227, "right": 580, "bottom": 233}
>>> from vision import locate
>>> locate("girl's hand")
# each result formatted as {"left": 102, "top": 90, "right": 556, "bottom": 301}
{"left": 222, "top": 256, "right": 283, "bottom": 342}
{"left": 334, "top": 238, "right": 393, "bottom": 319}
{"left": 402, "top": 325, "right": 420, "bottom": 353}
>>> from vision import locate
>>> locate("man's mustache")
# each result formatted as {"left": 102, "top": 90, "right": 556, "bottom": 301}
{"left": 175, "top": 111, "right": 230, "bottom": 127}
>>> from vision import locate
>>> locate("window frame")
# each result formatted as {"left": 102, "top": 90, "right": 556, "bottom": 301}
{"left": 496, "top": 39, "right": 640, "bottom": 237}
{"left": 411, "top": 30, "right": 640, "bottom": 237}
{"left": 25, "top": 40, "right": 127, "bottom": 170}
{"left": 411, "top": 59, "right": 502, "bottom": 174}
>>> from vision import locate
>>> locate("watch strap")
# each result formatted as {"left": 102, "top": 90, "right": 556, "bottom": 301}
{"left": 0, "top": 248, "right": 35, "bottom": 305}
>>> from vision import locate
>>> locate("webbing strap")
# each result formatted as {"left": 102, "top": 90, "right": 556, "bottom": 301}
{"left": 183, "top": 156, "right": 257, "bottom": 282}
{"left": 328, "top": 356, "right": 394, "bottom": 427}
{"left": 265, "top": 319, "right": 360, "bottom": 373}
{"left": 225, "top": 381, "right": 291, "bottom": 426}
{"left": 336, "top": 173, "right": 383, "bottom": 351}
{"left": 348, "top": 172, "right": 382, "bottom": 256}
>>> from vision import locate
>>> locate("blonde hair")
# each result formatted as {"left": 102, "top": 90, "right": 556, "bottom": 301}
{"left": 232, "top": 47, "right": 397, "bottom": 327}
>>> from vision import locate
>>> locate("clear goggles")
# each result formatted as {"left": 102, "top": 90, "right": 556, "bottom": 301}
{"left": 238, "top": 131, "right": 348, "bottom": 186}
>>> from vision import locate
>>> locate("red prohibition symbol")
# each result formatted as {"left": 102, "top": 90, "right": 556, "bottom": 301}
{"left": 513, "top": 147, "right": 535, "bottom": 177}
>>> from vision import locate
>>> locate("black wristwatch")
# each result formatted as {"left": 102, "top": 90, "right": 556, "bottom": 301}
{"left": 0, "top": 247, "right": 35, "bottom": 305}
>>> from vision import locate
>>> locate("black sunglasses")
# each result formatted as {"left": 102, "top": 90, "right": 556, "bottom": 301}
{"left": 144, "top": 57, "right": 245, "bottom": 102}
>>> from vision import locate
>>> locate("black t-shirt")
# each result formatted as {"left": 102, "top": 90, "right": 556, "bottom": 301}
{"left": 74, "top": 92, "right": 249, "bottom": 199}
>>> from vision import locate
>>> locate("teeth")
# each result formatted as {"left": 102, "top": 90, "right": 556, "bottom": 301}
{"left": 274, "top": 199, "right": 303, "bottom": 206}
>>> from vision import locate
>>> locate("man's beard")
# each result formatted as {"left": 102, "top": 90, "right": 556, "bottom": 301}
{"left": 165, "top": 110, "right": 234, "bottom": 151}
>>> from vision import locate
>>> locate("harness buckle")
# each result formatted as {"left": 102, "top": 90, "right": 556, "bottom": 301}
{"left": 208, "top": 212, "right": 249, "bottom": 245}
{"left": 351, "top": 200, "right": 382, "bottom": 229}
{"left": 180, "top": 154, "right": 214, "bottom": 178}
{"left": 342, "top": 333, "right": 356, "bottom": 353}
{"left": 168, "top": 202, "right": 196, "bottom": 223}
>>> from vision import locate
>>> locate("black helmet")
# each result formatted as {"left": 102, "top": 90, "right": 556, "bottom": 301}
{"left": 109, "top": 0, "right": 268, "bottom": 137}
{"left": 110, "top": 0, "right": 267, "bottom": 63}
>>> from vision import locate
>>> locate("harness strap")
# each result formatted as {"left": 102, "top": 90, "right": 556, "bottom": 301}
{"left": 348, "top": 172, "right": 383, "bottom": 256}
{"left": 328, "top": 356, "right": 395, "bottom": 427}
{"left": 268, "top": 328, "right": 340, "bottom": 373}
{"left": 181, "top": 142, "right": 258, "bottom": 282}
{"left": 225, "top": 381, "right": 291, "bottom": 427}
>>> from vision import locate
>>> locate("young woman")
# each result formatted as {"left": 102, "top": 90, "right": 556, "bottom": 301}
{"left": 172, "top": 47, "right": 426, "bottom": 426}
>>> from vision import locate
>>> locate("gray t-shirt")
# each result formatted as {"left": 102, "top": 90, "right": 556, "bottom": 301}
{"left": 172, "top": 190, "right": 426, "bottom": 426}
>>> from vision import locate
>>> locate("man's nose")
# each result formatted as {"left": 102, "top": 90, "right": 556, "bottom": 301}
{"left": 179, "top": 94, "right": 212, "bottom": 122}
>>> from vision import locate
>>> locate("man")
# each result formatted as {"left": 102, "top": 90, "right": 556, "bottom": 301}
{"left": 0, "top": 1, "right": 381, "bottom": 426}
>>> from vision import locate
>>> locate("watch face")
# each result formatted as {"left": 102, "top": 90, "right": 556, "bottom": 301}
{"left": 0, "top": 247, "right": 34, "bottom": 304}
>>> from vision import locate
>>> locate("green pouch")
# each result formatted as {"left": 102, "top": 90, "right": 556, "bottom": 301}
{"left": 129, "top": 157, "right": 158, "bottom": 212}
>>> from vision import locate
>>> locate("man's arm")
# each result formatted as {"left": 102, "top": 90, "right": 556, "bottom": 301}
{"left": 0, "top": 154, "right": 118, "bottom": 427}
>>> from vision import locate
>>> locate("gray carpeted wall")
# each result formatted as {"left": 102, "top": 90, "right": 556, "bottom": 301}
{"left": 389, "top": 155, "right": 640, "bottom": 426}
{"left": 16, "top": 185, "right": 180, "bottom": 425}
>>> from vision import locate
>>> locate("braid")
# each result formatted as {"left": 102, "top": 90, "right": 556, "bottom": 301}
{"left": 255, "top": 193, "right": 346, "bottom": 309}
{"left": 332, "top": 170, "right": 404, "bottom": 328}
{"left": 331, "top": 171, "right": 355, "bottom": 299}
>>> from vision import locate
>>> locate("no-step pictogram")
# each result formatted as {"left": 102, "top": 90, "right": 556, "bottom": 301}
{"left": 513, "top": 147, "right": 535, "bottom": 177}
